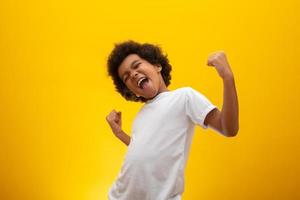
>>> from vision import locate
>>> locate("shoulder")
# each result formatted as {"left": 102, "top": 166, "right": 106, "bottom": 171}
{"left": 169, "top": 87, "right": 206, "bottom": 105}
{"left": 172, "top": 86, "right": 195, "bottom": 94}
{"left": 178, "top": 87, "right": 212, "bottom": 105}
{"left": 173, "top": 86, "right": 202, "bottom": 97}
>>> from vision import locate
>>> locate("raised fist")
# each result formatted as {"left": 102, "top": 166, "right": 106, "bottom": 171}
{"left": 207, "top": 51, "right": 233, "bottom": 79}
{"left": 106, "top": 109, "right": 122, "bottom": 135}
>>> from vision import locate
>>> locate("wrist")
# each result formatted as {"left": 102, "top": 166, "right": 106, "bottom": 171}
{"left": 113, "top": 129, "right": 124, "bottom": 136}
{"left": 222, "top": 72, "right": 234, "bottom": 81}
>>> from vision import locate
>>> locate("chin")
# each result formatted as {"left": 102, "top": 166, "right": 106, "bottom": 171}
{"left": 137, "top": 83, "right": 160, "bottom": 99}
{"left": 147, "top": 91, "right": 159, "bottom": 99}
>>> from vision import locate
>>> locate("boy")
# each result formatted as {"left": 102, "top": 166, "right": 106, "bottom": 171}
{"left": 106, "top": 40, "right": 239, "bottom": 200}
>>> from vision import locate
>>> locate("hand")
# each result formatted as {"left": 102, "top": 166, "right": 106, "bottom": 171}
{"left": 106, "top": 109, "right": 122, "bottom": 135}
{"left": 207, "top": 51, "right": 234, "bottom": 79}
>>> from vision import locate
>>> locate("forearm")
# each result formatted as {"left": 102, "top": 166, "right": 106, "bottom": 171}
{"left": 221, "top": 75, "right": 239, "bottom": 136}
{"left": 114, "top": 130, "right": 131, "bottom": 146}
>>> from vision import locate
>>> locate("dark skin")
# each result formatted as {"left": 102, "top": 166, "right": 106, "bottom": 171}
{"left": 106, "top": 51, "right": 239, "bottom": 146}
{"left": 204, "top": 51, "right": 239, "bottom": 137}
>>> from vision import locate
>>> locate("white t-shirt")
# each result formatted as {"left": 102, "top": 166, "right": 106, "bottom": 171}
{"left": 108, "top": 87, "right": 217, "bottom": 200}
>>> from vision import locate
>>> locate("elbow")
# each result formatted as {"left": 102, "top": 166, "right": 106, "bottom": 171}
{"left": 227, "top": 129, "right": 239, "bottom": 137}
{"left": 220, "top": 116, "right": 239, "bottom": 137}
{"left": 223, "top": 125, "right": 239, "bottom": 137}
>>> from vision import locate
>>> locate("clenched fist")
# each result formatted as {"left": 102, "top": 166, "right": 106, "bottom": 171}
{"left": 207, "top": 51, "right": 234, "bottom": 79}
{"left": 106, "top": 109, "right": 122, "bottom": 135}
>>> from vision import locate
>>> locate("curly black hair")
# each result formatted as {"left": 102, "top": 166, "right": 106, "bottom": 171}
{"left": 107, "top": 40, "right": 172, "bottom": 102}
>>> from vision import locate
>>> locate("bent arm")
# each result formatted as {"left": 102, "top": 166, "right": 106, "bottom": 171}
{"left": 106, "top": 110, "right": 131, "bottom": 146}
{"left": 204, "top": 75, "right": 239, "bottom": 137}
{"left": 114, "top": 130, "right": 131, "bottom": 146}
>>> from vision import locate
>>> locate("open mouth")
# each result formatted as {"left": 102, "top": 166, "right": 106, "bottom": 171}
{"left": 137, "top": 77, "right": 149, "bottom": 89}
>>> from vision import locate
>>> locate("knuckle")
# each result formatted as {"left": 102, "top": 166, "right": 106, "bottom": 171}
{"left": 219, "top": 51, "right": 226, "bottom": 57}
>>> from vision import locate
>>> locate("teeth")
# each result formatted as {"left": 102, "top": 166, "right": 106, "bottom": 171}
{"left": 137, "top": 77, "right": 146, "bottom": 88}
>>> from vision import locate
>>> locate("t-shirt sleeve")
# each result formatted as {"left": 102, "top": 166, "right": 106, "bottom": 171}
{"left": 184, "top": 87, "right": 217, "bottom": 129}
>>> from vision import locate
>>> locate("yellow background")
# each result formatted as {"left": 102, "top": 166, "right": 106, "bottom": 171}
{"left": 1, "top": 0, "right": 299, "bottom": 199}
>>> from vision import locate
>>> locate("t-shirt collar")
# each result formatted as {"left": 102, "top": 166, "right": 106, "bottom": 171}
{"left": 145, "top": 90, "right": 171, "bottom": 104}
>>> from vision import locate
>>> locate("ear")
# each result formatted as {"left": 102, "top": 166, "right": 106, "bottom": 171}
{"left": 155, "top": 64, "right": 162, "bottom": 72}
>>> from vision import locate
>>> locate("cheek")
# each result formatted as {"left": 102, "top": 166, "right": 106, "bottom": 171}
{"left": 125, "top": 82, "right": 133, "bottom": 89}
{"left": 126, "top": 81, "right": 137, "bottom": 92}
{"left": 149, "top": 70, "right": 160, "bottom": 82}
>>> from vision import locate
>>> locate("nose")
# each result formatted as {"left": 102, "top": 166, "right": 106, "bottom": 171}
{"left": 131, "top": 71, "right": 139, "bottom": 79}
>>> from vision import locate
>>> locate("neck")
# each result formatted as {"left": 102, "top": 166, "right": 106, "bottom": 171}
{"left": 157, "top": 76, "right": 169, "bottom": 94}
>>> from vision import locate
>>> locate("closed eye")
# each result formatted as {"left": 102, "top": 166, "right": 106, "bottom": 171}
{"left": 122, "top": 72, "right": 129, "bottom": 82}
{"left": 122, "top": 63, "right": 141, "bottom": 82}
{"left": 133, "top": 63, "right": 141, "bottom": 69}
{"left": 123, "top": 75, "right": 129, "bottom": 82}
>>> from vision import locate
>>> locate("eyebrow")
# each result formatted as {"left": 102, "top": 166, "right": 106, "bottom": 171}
{"left": 130, "top": 59, "right": 140, "bottom": 68}
{"left": 121, "top": 59, "right": 140, "bottom": 80}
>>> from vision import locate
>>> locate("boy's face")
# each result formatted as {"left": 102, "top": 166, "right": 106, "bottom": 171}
{"left": 118, "top": 54, "right": 167, "bottom": 100}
